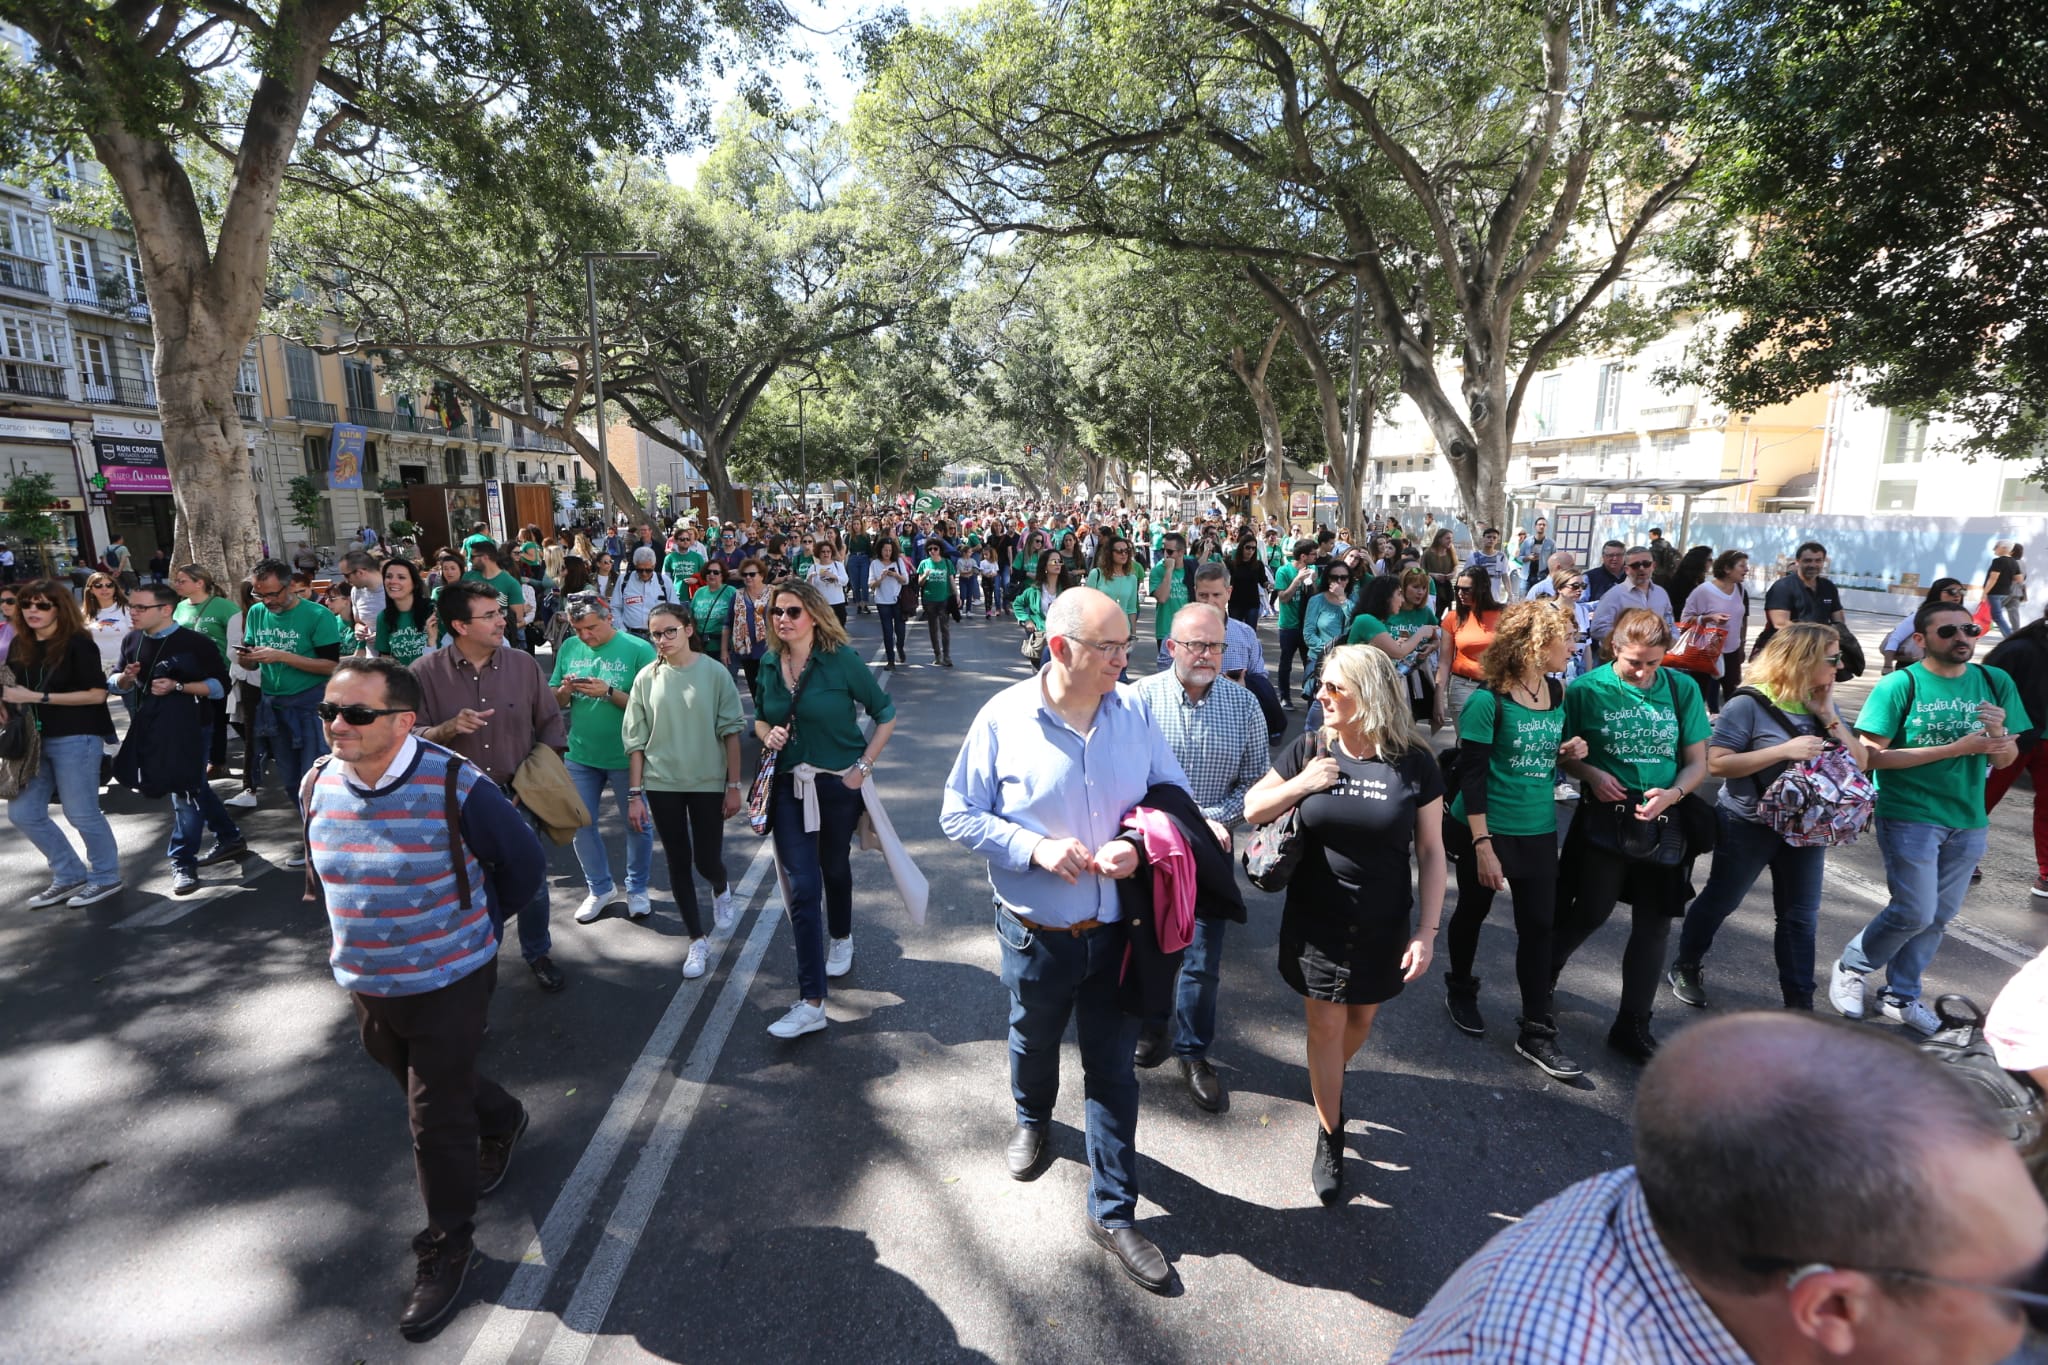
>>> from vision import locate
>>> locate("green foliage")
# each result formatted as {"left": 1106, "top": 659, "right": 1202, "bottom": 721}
{"left": 0, "top": 470, "right": 60, "bottom": 557}
{"left": 573, "top": 476, "right": 599, "bottom": 511}
{"left": 1669, "top": 0, "right": 2048, "bottom": 469}
{"left": 286, "top": 477, "right": 326, "bottom": 536}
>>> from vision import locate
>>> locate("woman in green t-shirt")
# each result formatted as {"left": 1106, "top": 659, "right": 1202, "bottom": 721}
{"left": 1084, "top": 536, "right": 1140, "bottom": 636}
{"left": 1012, "top": 551, "right": 1065, "bottom": 669}
{"left": 374, "top": 558, "right": 436, "bottom": 666}
{"left": 1550, "top": 607, "right": 1712, "bottom": 1065}
{"left": 1348, "top": 574, "right": 1442, "bottom": 722}
{"left": 689, "top": 560, "right": 739, "bottom": 666}
{"left": 1441, "top": 602, "right": 1588, "bottom": 1080}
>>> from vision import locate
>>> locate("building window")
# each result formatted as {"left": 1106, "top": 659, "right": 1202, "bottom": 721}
{"left": 74, "top": 333, "right": 112, "bottom": 399}
{"left": 480, "top": 449, "right": 497, "bottom": 480}
{"left": 343, "top": 357, "right": 376, "bottom": 415}
{"left": 2000, "top": 479, "right": 2048, "bottom": 515}
{"left": 122, "top": 254, "right": 147, "bottom": 305}
{"left": 557, "top": 464, "right": 566, "bottom": 483}
{"left": 0, "top": 208, "right": 50, "bottom": 262}
{"left": 235, "top": 353, "right": 260, "bottom": 396}
{"left": 443, "top": 446, "right": 464, "bottom": 482}
{"left": 362, "top": 440, "right": 379, "bottom": 481}
{"left": 1594, "top": 364, "right": 1623, "bottom": 432}
{"left": 303, "top": 434, "right": 329, "bottom": 478}
{"left": 1535, "top": 374, "right": 1560, "bottom": 436}
{"left": 57, "top": 235, "right": 92, "bottom": 298}
{"left": 284, "top": 343, "right": 322, "bottom": 401}
{"left": 1882, "top": 413, "right": 1928, "bottom": 464}
{"left": 1873, "top": 479, "right": 1917, "bottom": 512}
{"left": 516, "top": 461, "right": 529, "bottom": 482}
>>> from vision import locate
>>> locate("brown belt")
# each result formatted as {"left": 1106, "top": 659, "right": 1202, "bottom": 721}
{"left": 1011, "top": 914, "right": 1106, "bottom": 937}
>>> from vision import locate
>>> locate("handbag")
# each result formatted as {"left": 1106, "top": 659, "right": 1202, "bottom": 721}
{"left": 1241, "top": 734, "right": 1322, "bottom": 892}
{"left": 1736, "top": 686, "right": 1875, "bottom": 848}
{"left": 1581, "top": 797, "right": 1687, "bottom": 867}
{"left": 1020, "top": 626, "right": 1045, "bottom": 662}
{"left": 1663, "top": 617, "right": 1728, "bottom": 675}
{"left": 0, "top": 664, "right": 40, "bottom": 798}
{"left": 747, "top": 655, "right": 815, "bottom": 837}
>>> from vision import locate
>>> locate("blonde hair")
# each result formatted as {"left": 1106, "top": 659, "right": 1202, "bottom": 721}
{"left": 1747, "top": 622, "right": 1839, "bottom": 708}
{"left": 764, "top": 578, "right": 850, "bottom": 655}
{"left": 1608, "top": 607, "right": 1674, "bottom": 653}
{"left": 1479, "top": 600, "right": 1574, "bottom": 688}
{"left": 1317, "top": 644, "right": 1422, "bottom": 759}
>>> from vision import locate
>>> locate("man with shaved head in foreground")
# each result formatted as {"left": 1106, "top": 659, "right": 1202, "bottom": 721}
{"left": 1392, "top": 1012, "right": 2048, "bottom": 1363}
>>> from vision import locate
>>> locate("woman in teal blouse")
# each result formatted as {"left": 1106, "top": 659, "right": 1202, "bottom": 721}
{"left": 689, "top": 560, "right": 739, "bottom": 666}
{"left": 753, "top": 578, "right": 896, "bottom": 1042}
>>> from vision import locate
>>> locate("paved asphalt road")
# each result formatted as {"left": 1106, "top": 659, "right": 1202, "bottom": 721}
{"left": 1, "top": 603, "right": 2042, "bottom": 1363}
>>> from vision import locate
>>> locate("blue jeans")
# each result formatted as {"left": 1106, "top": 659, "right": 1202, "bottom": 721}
{"left": 771, "top": 772, "right": 861, "bottom": 1000}
{"left": 1839, "top": 818, "right": 1987, "bottom": 1004}
{"left": 511, "top": 845, "right": 554, "bottom": 963}
{"left": 996, "top": 906, "right": 1140, "bottom": 1227}
{"left": 847, "top": 552, "right": 871, "bottom": 605}
{"left": 1148, "top": 916, "right": 1227, "bottom": 1059}
{"left": 567, "top": 760, "right": 653, "bottom": 899}
{"left": 1992, "top": 594, "right": 2022, "bottom": 637}
{"left": 1674, "top": 806, "right": 1826, "bottom": 1004}
{"left": 168, "top": 725, "right": 244, "bottom": 873}
{"left": 9, "top": 732, "right": 120, "bottom": 885}
{"left": 876, "top": 602, "right": 907, "bottom": 663}
{"left": 959, "top": 571, "right": 979, "bottom": 611}
{"left": 264, "top": 691, "right": 329, "bottom": 809}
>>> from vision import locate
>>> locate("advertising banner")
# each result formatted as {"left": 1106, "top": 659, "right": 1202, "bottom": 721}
{"left": 92, "top": 434, "right": 170, "bottom": 493}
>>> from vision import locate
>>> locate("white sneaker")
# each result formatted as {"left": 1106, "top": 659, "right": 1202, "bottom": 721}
{"left": 225, "top": 790, "right": 260, "bottom": 810}
{"left": 574, "top": 893, "right": 613, "bottom": 924}
{"left": 1882, "top": 996, "right": 1942, "bottom": 1036}
{"left": 826, "top": 936, "right": 854, "bottom": 978}
{"left": 1828, "top": 959, "right": 1867, "bottom": 1019}
{"left": 767, "top": 1000, "right": 827, "bottom": 1039}
{"left": 713, "top": 889, "right": 736, "bottom": 930}
{"left": 27, "top": 880, "right": 86, "bottom": 909}
{"left": 1553, "top": 781, "right": 1579, "bottom": 802}
{"left": 283, "top": 844, "right": 307, "bottom": 869}
{"left": 683, "top": 939, "right": 709, "bottom": 979}
{"left": 627, "top": 892, "right": 652, "bottom": 920}
{"left": 66, "top": 881, "right": 124, "bottom": 907}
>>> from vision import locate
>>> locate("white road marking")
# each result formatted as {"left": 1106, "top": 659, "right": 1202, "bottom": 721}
{"left": 1825, "top": 863, "right": 2034, "bottom": 968}
{"left": 113, "top": 881, "right": 250, "bottom": 929}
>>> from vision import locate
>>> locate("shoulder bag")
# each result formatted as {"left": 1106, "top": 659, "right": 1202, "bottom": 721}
{"left": 1240, "top": 733, "right": 1322, "bottom": 892}
{"left": 1579, "top": 670, "right": 1691, "bottom": 867}
{"left": 1734, "top": 686, "right": 1876, "bottom": 848}
{"left": 747, "top": 655, "right": 815, "bottom": 837}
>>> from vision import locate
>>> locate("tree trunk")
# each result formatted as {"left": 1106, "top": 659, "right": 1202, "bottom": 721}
{"left": 158, "top": 345, "right": 263, "bottom": 578}
{"left": 1229, "top": 322, "right": 1290, "bottom": 521}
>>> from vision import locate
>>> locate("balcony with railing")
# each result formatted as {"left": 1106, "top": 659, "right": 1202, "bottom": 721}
{"left": 447, "top": 421, "right": 471, "bottom": 439}
{"left": 288, "top": 397, "right": 337, "bottom": 424}
{"left": 346, "top": 404, "right": 392, "bottom": 430}
{"left": 233, "top": 391, "right": 258, "bottom": 420}
{"left": 0, "top": 253, "right": 49, "bottom": 296}
{"left": 77, "top": 372, "right": 156, "bottom": 408}
{"left": 63, "top": 280, "right": 102, "bottom": 309}
{"left": 512, "top": 424, "right": 572, "bottom": 452}
{"left": 476, "top": 420, "right": 502, "bottom": 442}
{"left": 0, "top": 363, "right": 69, "bottom": 399}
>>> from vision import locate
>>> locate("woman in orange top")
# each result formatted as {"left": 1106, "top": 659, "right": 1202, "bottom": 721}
{"left": 1432, "top": 565, "right": 1503, "bottom": 729}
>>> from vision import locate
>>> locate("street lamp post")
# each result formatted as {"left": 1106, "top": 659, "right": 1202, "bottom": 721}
{"left": 583, "top": 250, "right": 661, "bottom": 531}
{"left": 780, "top": 375, "right": 825, "bottom": 516}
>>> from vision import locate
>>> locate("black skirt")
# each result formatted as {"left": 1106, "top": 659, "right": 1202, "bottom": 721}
{"left": 1278, "top": 888, "right": 1412, "bottom": 1005}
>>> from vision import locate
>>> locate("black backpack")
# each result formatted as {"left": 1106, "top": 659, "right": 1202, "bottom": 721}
{"left": 1437, "top": 678, "right": 1563, "bottom": 815}
{"left": 1918, "top": 995, "right": 2044, "bottom": 1148}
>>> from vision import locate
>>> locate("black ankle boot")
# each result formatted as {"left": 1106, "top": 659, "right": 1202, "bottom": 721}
{"left": 1311, "top": 1115, "right": 1344, "bottom": 1205}
{"left": 1605, "top": 1010, "right": 1658, "bottom": 1063}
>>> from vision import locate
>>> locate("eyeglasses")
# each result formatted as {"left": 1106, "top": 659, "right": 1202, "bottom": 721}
{"left": 650, "top": 627, "right": 682, "bottom": 641}
{"left": 1934, "top": 622, "right": 1983, "bottom": 639}
{"left": 1626, "top": 560, "right": 1654, "bottom": 570}
{"left": 1069, "top": 636, "right": 1133, "bottom": 659}
{"left": 317, "top": 702, "right": 412, "bottom": 725}
{"left": 1325, "top": 574, "right": 1350, "bottom": 585}
{"left": 1824, "top": 654, "right": 1843, "bottom": 665}
{"left": 1740, "top": 1252, "right": 2048, "bottom": 1332}
{"left": 770, "top": 606, "right": 806, "bottom": 619}
{"left": 1173, "top": 639, "right": 1224, "bottom": 655}
{"left": 255, "top": 585, "right": 296, "bottom": 602}
{"left": 465, "top": 607, "right": 505, "bottom": 623}
{"left": 0, "top": 597, "right": 15, "bottom": 606}
{"left": 1563, "top": 581, "right": 1586, "bottom": 591}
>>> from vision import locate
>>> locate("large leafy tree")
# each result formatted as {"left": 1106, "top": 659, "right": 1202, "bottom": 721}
{"left": 860, "top": 0, "right": 1696, "bottom": 531}
{"left": 1670, "top": 0, "right": 2047, "bottom": 467}
{"left": 0, "top": 0, "right": 776, "bottom": 580}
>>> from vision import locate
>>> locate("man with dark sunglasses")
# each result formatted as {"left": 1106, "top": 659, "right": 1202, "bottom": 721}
{"left": 1829, "top": 598, "right": 2026, "bottom": 1035}
{"left": 303, "top": 656, "right": 544, "bottom": 1339}
{"left": 1393, "top": 1011, "right": 2048, "bottom": 1365}
{"left": 1588, "top": 545, "right": 1674, "bottom": 658}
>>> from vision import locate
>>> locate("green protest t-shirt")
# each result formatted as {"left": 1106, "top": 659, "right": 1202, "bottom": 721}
{"left": 1855, "top": 662, "right": 2028, "bottom": 829}
{"left": 245, "top": 598, "right": 344, "bottom": 696}
{"left": 1564, "top": 664, "right": 1710, "bottom": 794}
{"left": 549, "top": 629, "right": 659, "bottom": 771}
{"left": 1450, "top": 688, "right": 1567, "bottom": 836}
{"left": 663, "top": 550, "right": 691, "bottom": 579}
{"left": 920, "top": 556, "right": 956, "bottom": 603}
{"left": 1149, "top": 559, "right": 1191, "bottom": 640}
{"left": 174, "top": 595, "right": 237, "bottom": 664}
{"left": 463, "top": 569, "right": 526, "bottom": 618}
{"left": 1275, "top": 562, "right": 1309, "bottom": 630}
{"left": 374, "top": 611, "right": 433, "bottom": 666}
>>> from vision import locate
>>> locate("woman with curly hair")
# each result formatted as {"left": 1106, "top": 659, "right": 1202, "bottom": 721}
{"left": 1441, "top": 602, "right": 1590, "bottom": 1079}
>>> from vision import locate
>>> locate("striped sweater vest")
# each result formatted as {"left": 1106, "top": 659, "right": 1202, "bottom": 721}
{"left": 307, "top": 742, "right": 496, "bottom": 996}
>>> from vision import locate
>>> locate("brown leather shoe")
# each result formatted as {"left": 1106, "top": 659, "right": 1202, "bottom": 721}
{"left": 399, "top": 1236, "right": 478, "bottom": 1339}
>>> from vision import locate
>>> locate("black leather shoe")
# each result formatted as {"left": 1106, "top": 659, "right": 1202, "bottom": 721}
{"left": 1006, "top": 1124, "right": 1048, "bottom": 1181}
{"left": 528, "top": 956, "right": 566, "bottom": 993}
{"left": 479, "top": 1104, "right": 530, "bottom": 1196}
{"left": 196, "top": 840, "right": 250, "bottom": 867}
{"left": 399, "top": 1237, "right": 478, "bottom": 1339}
{"left": 1087, "top": 1219, "right": 1171, "bottom": 1293}
{"left": 1180, "top": 1056, "right": 1224, "bottom": 1112}
{"left": 1132, "top": 1027, "right": 1169, "bottom": 1069}
{"left": 1311, "top": 1121, "right": 1344, "bottom": 1206}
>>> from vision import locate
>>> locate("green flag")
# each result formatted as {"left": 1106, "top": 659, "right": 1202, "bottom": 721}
{"left": 913, "top": 490, "right": 944, "bottom": 513}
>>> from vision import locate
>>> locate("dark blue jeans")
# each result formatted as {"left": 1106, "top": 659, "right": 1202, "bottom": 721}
{"left": 1675, "top": 806, "right": 1826, "bottom": 1005}
{"left": 264, "top": 690, "right": 329, "bottom": 810}
{"left": 876, "top": 603, "right": 907, "bottom": 663}
{"left": 168, "top": 725, "right": 243, "bottom": 872}
{"left": 1146, "top": 916, "right": 1227, "bottom": 1060}
{"left": 997, "top": 906, "right": 1140, "bottom": 1227}
{"left": 1277, "top": 626, "right": 1305, "bottom": 698}
{"left": 771, "top": 772, "right": 862, "bottom": 1000}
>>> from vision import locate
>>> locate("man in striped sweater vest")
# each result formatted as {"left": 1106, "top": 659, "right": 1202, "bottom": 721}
{"left": 302, "top": 657, "right": 545, "bottom": 1339}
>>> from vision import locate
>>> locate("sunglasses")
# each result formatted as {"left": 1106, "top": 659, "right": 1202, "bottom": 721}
{"left": 20, "top": 599, "right": 55, "bottom": 611}
{"left": 1563, "top": 581, "right": 1585, "bottom": 591}
{"left": 770, "top": 606, "right": 806, "bottom": 619}
{"left": 1626, "top": 560, "right": 1654, "bottom": 570}
{"left": 317, "top": 702, "right": 411, "bottom": 725}
{"left": 1933, "top": 622, "right": 1983, "bottom": 639}
{"left": 742, "top": 570, "right": 761, "bottom": 578}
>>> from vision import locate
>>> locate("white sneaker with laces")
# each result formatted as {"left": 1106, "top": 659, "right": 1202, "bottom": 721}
{"left": 225, "top": 790, "right": 260, "bottom": 810}
{"left": 1828, "top": 959, "right": 1867, "bottom": 1019}
{"left": 574, "top": 893, "right": 611, "bottom": 924}
{"left": 1882, "top": 996, "right": 1942, "bottom": 1036}
{"left": 1553, "top": 781, "right": 1579, "bottom": 802}
{"left": 767, "top": 1000, "right": 827, "bottom": 1038}
{"left": 683, "top": 939, "right": 709, "bottom": 979}
{"left": 713, "top": 889, "right": 736, "bottom": 930}
{"left": 627, "top": 892, "right": 652, "bottom": 920}
{"left": 826, "top": 936, "right": 853, "bottom": 978}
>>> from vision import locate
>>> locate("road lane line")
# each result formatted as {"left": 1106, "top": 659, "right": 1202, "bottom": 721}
{"left": 113, "top": 882, "right": 248, "bottom": 929}
{"left": 1826, "top": 864, "right": 2033, "bottom": 968}
{"left": 537, "top": 880, "right": 784, "bottom": 1365}
{"left": 457, "top": 839, "right": 776, "bottom": 1365}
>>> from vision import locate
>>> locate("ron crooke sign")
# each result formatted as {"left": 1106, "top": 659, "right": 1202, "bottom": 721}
{"left": 91, "top": 415, "right": 170, "bottom": 494}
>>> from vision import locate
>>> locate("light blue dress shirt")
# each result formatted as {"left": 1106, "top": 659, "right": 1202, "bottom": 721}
{"left": 941, "top": 674, "right": 1191, "bottom": 926}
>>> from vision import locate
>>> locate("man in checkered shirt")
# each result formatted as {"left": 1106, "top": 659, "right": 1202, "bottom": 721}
{"left": 1129, "top": 602, "right": 1269, "bottom": 1113}
{"left": 1392, "top": 1012, "right": 2045, "bottom": 1364}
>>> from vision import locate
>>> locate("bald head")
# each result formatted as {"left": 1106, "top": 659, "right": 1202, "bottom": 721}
{"left": 1636, "top": 1012, "right": 2011, "bottom": 1291}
